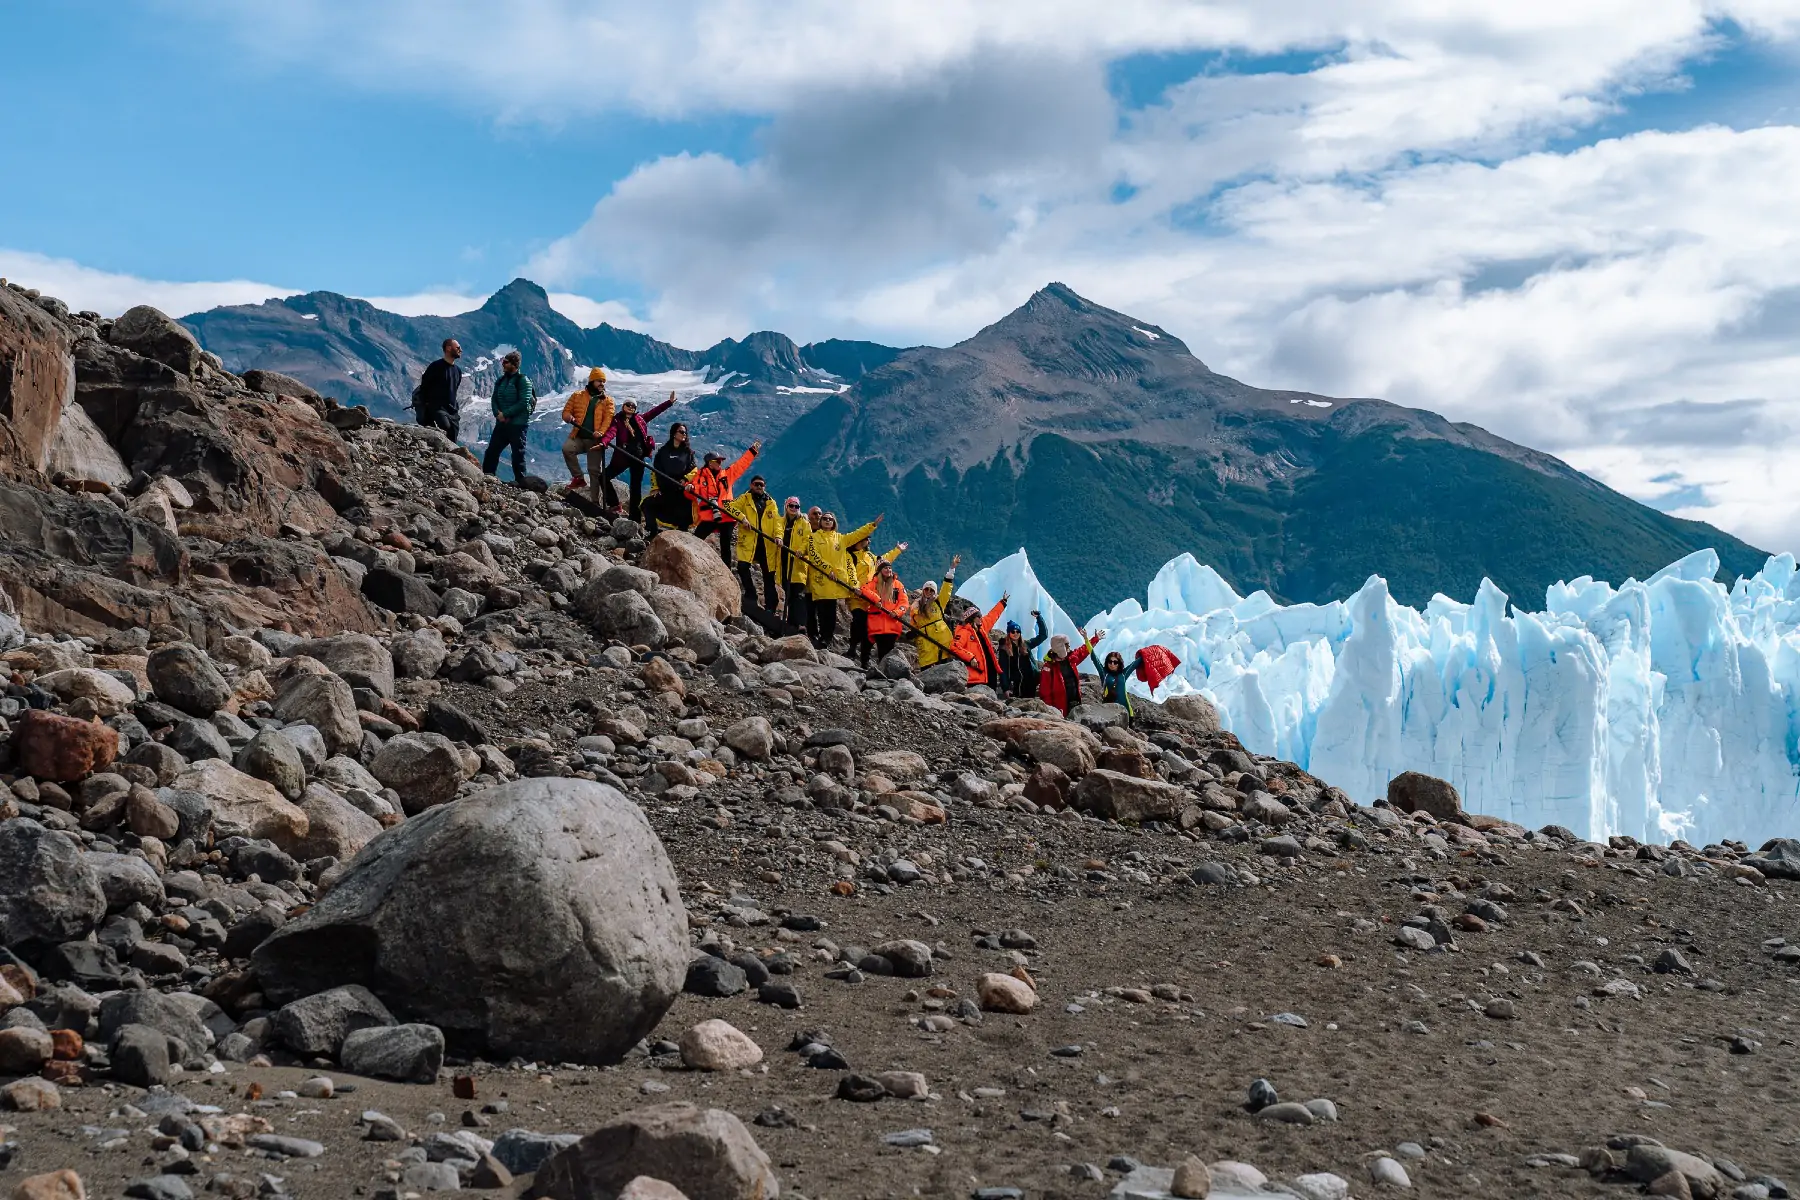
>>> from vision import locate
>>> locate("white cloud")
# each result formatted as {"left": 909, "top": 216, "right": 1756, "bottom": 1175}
{"left": 547, "top": 293, "right": 643, "bottom": 329}
{"left": 360, "top": 291, "right": 487, "bottom": 317}
{"left": 0, "top": 249, "right": 297, "bottom": 318}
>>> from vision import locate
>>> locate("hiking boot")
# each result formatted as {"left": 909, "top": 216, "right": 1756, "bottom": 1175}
{"left": 566, "top": 473, "right": 588, "bottom": 491}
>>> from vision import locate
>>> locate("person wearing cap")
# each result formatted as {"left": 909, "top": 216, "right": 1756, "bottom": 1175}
{"left": 910, "top": 554, "right": 960, "bottom": 668}
{"left": 847, "top": 534, "right": 906, "bottom": 666}
{"left": 857, "top": 556, "right": 910, "bottom": 670}
{"left": 802, "top": 511, "right": 884, "bottom": 649}
{"left": 596, "top": 390, "right": 675, "bottom": 520}
{"left": 560, "top": 367, "right": 614, "bottom": 498}
{"left": 997, "top": 609, "right": 1049, "bottom": 699}
{"left": 777, "top": 495, "right": 813, "bottom": 630}
{"left": 481, "top": 350, "right": 535, "bottom": 481}
{"left": 1038, "top": 628, "right": 1105, "bottom": 716}
{"left": 726, "top": 474, "right": 783, "bottom": 612}
{"left": 687, "top": 440, "right": 760, "bottom": 563}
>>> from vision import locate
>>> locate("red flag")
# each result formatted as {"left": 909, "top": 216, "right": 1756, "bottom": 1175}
{"left": 1136, "top": 645, "right": 1181, "bottom": 692}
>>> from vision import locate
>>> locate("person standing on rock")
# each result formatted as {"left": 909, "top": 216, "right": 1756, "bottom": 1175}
{"left": 778, "top": 495, "right": 813, "bottom": 632}
{"left": 911, "top": 555, "right": 960, "bottom": 668}
{"left": 559, "top": 367, "right": 612, "bottom": 500}
{"left": 413, "top": 338, "right": 464, "bottom": 440}
{"left": 951, "top": 593, "right": 1008, "bottom": 687}
{"left": 859, "top": 557, "right": 912, "bottom": 670}
{"left": 848, "top": 534, "right": 906, "bottom": 665}
{"left": 803, "top": 506, "right": 827, "bottom": 643}
{"left": 1098, "top": 648, "right": 1147, "bottom": 724}
{"left": 727, "top": 475, "right": 783, "bottom": 613}
{"left": 644, "top": 421, "right": 696, "bottom": 535}
{"left": 688, "top": 441, "right": 760, "bottom": 563}
{"left": 481, "top": 350, "right": 534, "bottom": 482}
{"left": 803, "top": 511, "right": 884, "bottom": 650}
{"left": 1038, "top": 629, "right": 1102, "bottom": 716}
{"left": 595, "top": 392, "right": 674, "bottom": 520}
{"left": 997, "top": 611, "right": 1048, "bottom": 699}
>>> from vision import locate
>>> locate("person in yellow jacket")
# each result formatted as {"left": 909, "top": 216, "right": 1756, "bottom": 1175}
{"left": 911, "top": 554, "right": 961, "bottom": 668}
{"left": 803, "top": 511, "right": 883, "bottom": 650}
{"left": 847, "top": 536, "right": 906, "bottom": 669}
{"left": 725, "top": 475, "right": 784, "bottom": 613}
{"left": 776, "top": 496, "right": 813, "bottom": 630}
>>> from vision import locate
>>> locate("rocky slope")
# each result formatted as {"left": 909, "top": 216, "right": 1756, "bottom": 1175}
{"left": 1, "top": 279, "right": 1797, "bottom": 1200}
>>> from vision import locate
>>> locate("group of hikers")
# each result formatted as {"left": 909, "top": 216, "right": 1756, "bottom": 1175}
{"left": 412, "top": 339, "right": 1168, "bottom": 717}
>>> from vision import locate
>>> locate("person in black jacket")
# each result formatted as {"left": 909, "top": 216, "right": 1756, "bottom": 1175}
{"left": 645, "top": 422, "right": 697, "bottom": 534}
{"left": 414, "top": 339, "right": 463, "bottom": 439}
{"left": 996, "top": 609, "right": 1048, "bottom": 699}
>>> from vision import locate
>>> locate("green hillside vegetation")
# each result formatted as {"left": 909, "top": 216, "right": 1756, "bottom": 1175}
{"left": 766, "top": 408, "right": 1766, "bottom": 618}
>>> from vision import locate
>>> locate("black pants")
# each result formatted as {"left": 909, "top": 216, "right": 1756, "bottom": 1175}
{"left": 693, "top": 520, "right": 734, "bottom": 563}
{"left": 420, "top": 406, "right": 459, "bottom": 442}
{"left": 812, "top": 599, "right": 839, "bottom": 649}
{"left": 870, "top": 632, "right": 899, "bottom": 666}
{"left": 600, "top": 456, "right": 644, "bottom": 519}
{"left": 848, "top": 609, "right": 870, "bottom": 659}
{"left": 737, "top": 562, "right": 777, "bottom": 611}
{"left": 644, "top": 489, "right": 691, "bottom": 534}
{"left": 482, "top": 420, "right": 528, "bottom": 480}
{"left": 784, "top": 582, "right": 809, "bottom": 632}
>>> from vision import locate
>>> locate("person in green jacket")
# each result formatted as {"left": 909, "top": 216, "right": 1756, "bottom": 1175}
{"left": 482, "top": 350, "right": 535, "bottom": 481}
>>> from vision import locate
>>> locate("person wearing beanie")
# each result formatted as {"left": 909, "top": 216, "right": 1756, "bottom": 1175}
{"left": 857, "top": 556, "right": 911, "bottom": 670}
{"left": 481, "top": 350, "right": 535, "bottom": 482}
{"left": 560, "top": 366, "right": 613, "bottom": 499}
{"left": 1038, "top": 627, "right": 1104, "bottom": 716}
{"left": 847, "top": 533, "right": 906, "bottom": 666}
{"left": 997, "top": 609, "right": 1048, "bottom": 699}
{"left": 910, "top": 555, "right": 960, "bottom": 668}
{"left": 950, "top": 591, "right": 1008, "bottom": 687}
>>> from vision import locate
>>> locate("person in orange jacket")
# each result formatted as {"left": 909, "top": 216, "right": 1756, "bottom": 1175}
{"left": 560, "top": 368, "right": 613, "bottom": 499}
{"left": 1037, "top": 629, "right": 1105, "bottom": 716}
{"left": 950, "top": 593, "right": 1009, "bottom": 687}
{"left": 858, "top": 557, "right": 911, "bottom": 671}
{"left": 686, "top": 441, "right": 759, "bottom": 562}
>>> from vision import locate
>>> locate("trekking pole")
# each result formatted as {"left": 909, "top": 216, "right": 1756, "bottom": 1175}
{"left": 600, "top": 444, "right": 973, "bottom": 665}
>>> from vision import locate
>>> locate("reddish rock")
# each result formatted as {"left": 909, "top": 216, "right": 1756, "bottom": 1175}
{"left": 1022, "top": 762, "right": 1070, "bottom": 809}
{"left": 1387, "top": 771, "right": 1462, "bottom": 820}
{"left": 642, "top": 531, "right": 741, "bottom": 621}
{"left": 13, "top": 710, "right": 118, "bottom": 782}
{"left": 0, "top": 287, "right": 76, "bottom": 486}
{"left": 1095, "top": 747, "right": 1156, "bottom": 779}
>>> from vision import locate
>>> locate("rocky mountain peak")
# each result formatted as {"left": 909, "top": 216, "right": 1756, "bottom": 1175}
{"left": 966, "top": 282, "right": 1202, "bottom": 380}
{"left": 479, "top": 277, "right": 556, "bottom": 318}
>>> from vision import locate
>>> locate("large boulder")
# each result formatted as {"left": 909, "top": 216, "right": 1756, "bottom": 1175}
{"left": 172, "top": 759, "right": 309, "bottom": 848}
{"left": 252, "top": 778, "right": 689, "bottom": 1064}
{"left": 592, "top": 590, "right": 667, "bottom": 649}
{"left": 390, "top": 627, "right": 448, "bottom": 680}
{"left": 289, "top": 783, "right": 384, "bottom": 861}
{"left": 1387, "top": 771, "right": 1461, "bottom": 821}
{"left": 107, "top": 305, "right": 207, "bottom": 375}
{"left": 11, "top": 710, "right": 118, "bottom": 781}
{"left": 0, "top": 284, "right": 76, "bottom": 484}
{"left": 1160, "top": 693, "right": 1221, "bottom": 732}
{"left": 1070, "top": 769, "right": 1190, "bottom": 822}
{"left": 0, "top": 821, "right": 105, "bottom": 948}
{"left": 295, "top": 633, "right": 394, "bottom": 698}
{"left": 32, "top": 667, "right": 134, "bottom": 717}
{"left": 1021, "top": 727, "right": 1096, "bottom": 778}
{"left": 362, "top": 566, "right": 440, "bottom": 617}
{"left": 369, "top": 732, "right": 467, "bottom": 815}
{"left": 145, "top": 642, "right": 232, "bottom": 716}
{"left": 272, "top": 660, "right": 361, "bottom": 756}
{"left": 235, "top": 729, "right": 306, "bottom": 800}
{"left": 647, "top": 586, "right": 724, "bottom": 661}
{"left": 533, "top": 1103, "right": 778, "bottom": 1200}
{"left": 641, "top": 532, "right": 742, "bottom": 621}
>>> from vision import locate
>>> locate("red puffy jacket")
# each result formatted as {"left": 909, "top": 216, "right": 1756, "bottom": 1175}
{"left": 1037, "top": 642, "right": 1091, "bottom": 715}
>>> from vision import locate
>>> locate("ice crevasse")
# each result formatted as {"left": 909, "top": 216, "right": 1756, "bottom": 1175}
{"left": 956, "top": 547, "right": 1800, "bottom": 845}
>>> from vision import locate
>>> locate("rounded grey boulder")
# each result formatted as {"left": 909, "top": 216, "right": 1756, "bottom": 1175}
{"left": 0, "top": 820, "right": 106, "bottom": 948}
{"left": 252, "top": 778, "right": 689, "bottom": 1064}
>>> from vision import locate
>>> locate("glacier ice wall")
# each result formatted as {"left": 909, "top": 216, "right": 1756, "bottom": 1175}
{"left": 956, "top": 548, "right": 1800, "bottom": 845}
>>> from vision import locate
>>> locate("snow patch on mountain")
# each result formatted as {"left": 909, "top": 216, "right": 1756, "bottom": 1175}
{"left": 958, "top": 547, "right": 1800, "bottom": 844}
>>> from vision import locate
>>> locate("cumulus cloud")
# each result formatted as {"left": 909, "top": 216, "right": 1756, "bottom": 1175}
{"left": 0, "top": 249, "right": 297, "bottom": 318}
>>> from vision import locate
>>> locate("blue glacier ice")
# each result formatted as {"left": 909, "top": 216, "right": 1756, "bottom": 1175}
{"left": 955, "top": 547, "right": 1800, "bottom": 844}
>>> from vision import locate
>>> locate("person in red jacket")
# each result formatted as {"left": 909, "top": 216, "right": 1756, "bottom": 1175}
{"left": 951, "top": 594, "right": 1009, "bottom": 687}
{"left": 1037, "top": 629, "right": 1104, "bottom": 716}
{"left": 686, "top": 441, "right": 759, "bottom": 562}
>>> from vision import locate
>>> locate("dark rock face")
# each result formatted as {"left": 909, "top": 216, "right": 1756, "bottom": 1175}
{"left": 1387, "top": 771, "right": 1462, "bottom": 821}
{"left": 0, "top": 286, "right": 76, "bottom": 485}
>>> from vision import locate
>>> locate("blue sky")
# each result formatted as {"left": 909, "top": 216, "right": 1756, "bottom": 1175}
{"left": 5, "top": 2, "right": 1800, "bottom": 552}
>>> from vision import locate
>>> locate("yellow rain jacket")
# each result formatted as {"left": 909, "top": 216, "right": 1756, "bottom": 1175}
{"left": 849, "top": 544, "right": 904, "bottom": 611}
{"left": 727, "top": 492, "right": 784, "bottom": 571}
{"left": 778, "top": 514, "right": 813, "bottom": 587}
{"left": 912, "top": 570, "right": 956, "bottom": 667}
{"left": 804, "top": 520, "right": 878, "bottom": 602}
